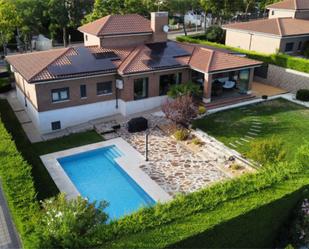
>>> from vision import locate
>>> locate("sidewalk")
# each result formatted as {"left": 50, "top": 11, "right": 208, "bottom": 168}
{"left": 0, "top": 182, "right": 21, "bottom": 249}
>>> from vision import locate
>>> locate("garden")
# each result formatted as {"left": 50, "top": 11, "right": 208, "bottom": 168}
{"left": 192, "top": 98, "right": 309, "bottom": 165}
{"left": 0, "top": 94, "right": 308, "bottom": 248}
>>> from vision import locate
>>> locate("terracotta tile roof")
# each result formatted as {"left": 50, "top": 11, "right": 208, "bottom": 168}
{"left": 267, "top": 0, "right": 309, "bottom": 10}
{"left": 6, "top": 48, "right": 70, "bottom": 82}
{"left": 189, "top": 47, "right": 262, "bottom": 73}
{"left": 78, "top": 14, "right": 153, "bottom": 37}
{"left": 6, "top": 41, "right": 262, "bottom": 82}
{"left": 223, "top": 17, "right": 309, "bottom": 36}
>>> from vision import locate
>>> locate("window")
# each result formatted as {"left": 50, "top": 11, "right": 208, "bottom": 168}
{"left": 85, "top": 35, "right": 88, "bottom": 41}
{"left": 159, "top": 73, "right": 182, "bottom": 96}
{"left": 97, "top": 81, "right": 112, "bottom": 95}
{"left": 80, "top": 84, "right": 87, "bottom": 98}
{"left": 134, "top": 77, "right": 148, "bottom": 100}
{"left": 51, "top": 88, "right": 69, "bottom": 102}
{"left": 298, "top": 41, "right": 302, "bottom": 51}
{"left": 51, "top": 121, "right": 61, "bottom": 131}
{"left": 285, "top": 42, "right": 294, "bottom": 52}
{"left": 272, "top": 10, "right": 275, "bottom": 15}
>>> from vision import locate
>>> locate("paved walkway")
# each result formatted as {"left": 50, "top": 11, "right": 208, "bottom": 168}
{"left": 0, "top": 90, "right": 43, "bottom": 143}
{"left": 0, "top": 182, "right": 21, "bottom": 249}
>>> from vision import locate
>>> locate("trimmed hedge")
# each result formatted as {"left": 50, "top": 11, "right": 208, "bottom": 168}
{"left": 94, "top": 160, "right": 308, "bottom": 247}
{"left": 0, "top": 116, "right": 40, "bottom": 248}
{"left": 296, "top": 89, "right": 309, "bottom": 102}
{"left": 176, "top": 35, "right": 309, "bottom": 74}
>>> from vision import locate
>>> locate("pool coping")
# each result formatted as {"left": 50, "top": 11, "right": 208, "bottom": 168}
{"left": 40, "top": 137, "right": 172, "bottom": 203}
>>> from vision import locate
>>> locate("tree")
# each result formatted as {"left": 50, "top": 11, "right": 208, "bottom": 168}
{"left": 33, "top": 193, "right": 108, "bottom": 248}
{"left": 0, "top": 0, "right": 19, "bottom": 56}
{"left": 84, "top": 0, "right": 125, "bottom": 23}
{"left": 168, "top": 0, "right": 200, "bottom": 36}
{"left": 48, "top": 0, "right": 92, "bottom": 46}
{"left": 13, "top": 0, "right": 48, "bottom": 52}
{"left": 162, "top": 95, "right": 198, "bottom": 126}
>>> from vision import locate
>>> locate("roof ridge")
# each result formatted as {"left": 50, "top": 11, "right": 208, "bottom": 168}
{"left": 276, "top": 18, "right": 283, "bottom": 36}
{"left": 29, "top": 47, "right": 71, "bottom": 82}
{"left": 205, "top": 49, "right": 215, "bottom": 72}
{"left": 97, "top": 15, "right": 111, "bottom": 36}
{"left": 118, "top": 45, "right": 144, "bottom": 74}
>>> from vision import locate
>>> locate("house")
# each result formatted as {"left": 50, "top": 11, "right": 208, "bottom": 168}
{"left": 223, "top": 0, "right": 309, "bottom": 54}
{"left": 6, "top": 12, "right": 262, "bottom": 134}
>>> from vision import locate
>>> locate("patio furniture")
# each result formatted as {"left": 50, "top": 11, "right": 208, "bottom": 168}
{"left": 222, "top": 80, "right": 236, "bottom": 89}
{"left": 127, "top": 117, "right": 148, "bottom": 133}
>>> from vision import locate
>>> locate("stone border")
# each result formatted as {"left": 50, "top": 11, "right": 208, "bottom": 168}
{"left": 40, "top": 138, "right": 172, "bottom": 203}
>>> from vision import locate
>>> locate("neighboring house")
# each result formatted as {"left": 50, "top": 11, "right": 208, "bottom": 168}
{"left": 223, "top": 0, "right": 309, "bottom": 54}
{"left": 6, "top": 12, "right": 261, "bottom": 134}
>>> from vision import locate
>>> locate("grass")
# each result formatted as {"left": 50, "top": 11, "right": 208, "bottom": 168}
{"left": 193, "top": 98, "right": 309, "bottom": 162}
{"left": 0, "top": 99, "right": 103, "bottom": 200}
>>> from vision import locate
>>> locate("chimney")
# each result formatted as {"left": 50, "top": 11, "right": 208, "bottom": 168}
{"left": 151, "top": 12, "right": 168, "bottom": 43}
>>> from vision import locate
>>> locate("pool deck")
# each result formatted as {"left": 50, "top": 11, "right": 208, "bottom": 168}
{"left": 40, "top": 138, "right": 172, "bottom": 203}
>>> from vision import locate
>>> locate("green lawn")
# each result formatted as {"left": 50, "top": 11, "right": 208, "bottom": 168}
{"left": 0, "top": 99, "right": 103, "bottom": 200}
{"left": 193, "top": 98, "right": 309, "bottom": 162}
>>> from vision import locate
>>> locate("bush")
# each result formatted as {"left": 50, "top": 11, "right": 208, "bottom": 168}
{"left": 167, "top": 81, "right": 202, "bottom": 99}
{"left": 198, "top": 106, "right": 207, "bottom": 115}
{"left": 162, "top": 95, "right": 198, "bottom": 126}
{"left": 192, "top": 137, "right": 203, "bottom": 146}
{"left": 205, "top": 26, "right": 225, "bottom": 43}
{"left": 230, "top": 163, "right": 243, "bottom": 170}
{"left": 33, "top": 193, "right": 108, "bottom": 248}
{"left": 0, "top": 78, "right": 11, "bottom": 93}
{"left": 247, "top": 137, "right": 287, "bottom": 165}
{"left": 174, "top": 129, "right": 189, "bottom": 141}
{"left": 296, "top": 89, "right": 309, "bottom": 102}
{"left": 0, "top": 119, "right": 40, "bottom": 248}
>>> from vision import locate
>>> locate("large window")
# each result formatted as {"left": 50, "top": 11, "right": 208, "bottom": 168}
{"left": 51, "top": 88, "right": 69, "bottom": 102}
{"left": 159, "top": 73, "right": 182, "bottom": 96}
{"left": 97, "top": 81, "right": 112, "bottom": 95}
{"left": 134, "top": 77, "right": 148, "bottom": 100}
{"left": 285, "top": 42, "right": 294, "bottom": 52}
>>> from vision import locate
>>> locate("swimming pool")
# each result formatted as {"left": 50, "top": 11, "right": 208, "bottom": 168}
{"left": 57, "top": 145, "right": 155, "bottom": 219}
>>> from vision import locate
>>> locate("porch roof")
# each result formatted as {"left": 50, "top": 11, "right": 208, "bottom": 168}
{"left": 188, "top": 46, "right": 262, "bottom": 74}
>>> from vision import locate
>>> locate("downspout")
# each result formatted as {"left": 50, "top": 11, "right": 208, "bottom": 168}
{"left": 249, "top": 33, "right": 253, "bottom": 51}
{"left": 22, "top": 79, "right": 27, "bottom": 107}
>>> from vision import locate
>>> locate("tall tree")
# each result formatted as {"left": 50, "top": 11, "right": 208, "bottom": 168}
{"left": 168, "top": 0, "right": 200, "bottom": 36}
{"left": 14, "top": 0, "right": 48, "bottom": 52}
{"left": 48, "top": 0, "right": 92, "bottom": 46}
{"left": 0, "top": 0, "right": 19, "bottom": 55}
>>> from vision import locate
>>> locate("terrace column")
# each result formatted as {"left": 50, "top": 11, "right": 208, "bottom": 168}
{"left": 247, "top": 68, "right": 254, "bottom": 95}
{"left": 203, "top": 73, "right": 212, "bottom": 103}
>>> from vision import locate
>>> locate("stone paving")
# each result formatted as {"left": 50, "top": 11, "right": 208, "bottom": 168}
{"left": 95, "top": 113, "right": 229, "bottom": 196}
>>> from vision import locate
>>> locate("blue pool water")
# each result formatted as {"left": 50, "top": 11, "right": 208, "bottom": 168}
{"left": 57, "top": 145, "right": 155, "bottom": 219}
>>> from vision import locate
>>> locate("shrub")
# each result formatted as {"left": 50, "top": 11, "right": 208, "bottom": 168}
{"left": 205, "top": 26, "right": 225, "bottom": 43}
{"left": 33, "top": 193, "right": 108, "bottom": 248}
{"left": 0, "top": 78, "right": 11, "bottom": 93}
{"left": 296, "top": 89, "right": 309, "bottom": 102}
{"left": 0, "top": 119, "right": 40, "bottom": 248}
{"left": 198, "top": 106, "right": 207, "bottom": 115}
{"left": 192, "top": 137, "right": 203, "bottom": 146}
{"left": 167, "top": 81, "right": 202, "bottom": 99}
{"left": 173, "top": 129, "right": 189, "bottom": 141}
{"left": 247, "top": 137, "right": 287, "bottom": 165}
{"left": 162, "top": 95, "right": 198, "bottom": 126}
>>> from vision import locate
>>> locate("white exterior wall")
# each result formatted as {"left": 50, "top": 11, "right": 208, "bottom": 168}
{"left": 16, "top": 87, "right": 41, "bottom": 131}
{"left": 17, "top": 92, "right": 168, "bottom": 134}
{"left": 268, "top": 9, "right": 295, "bottom": 19}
